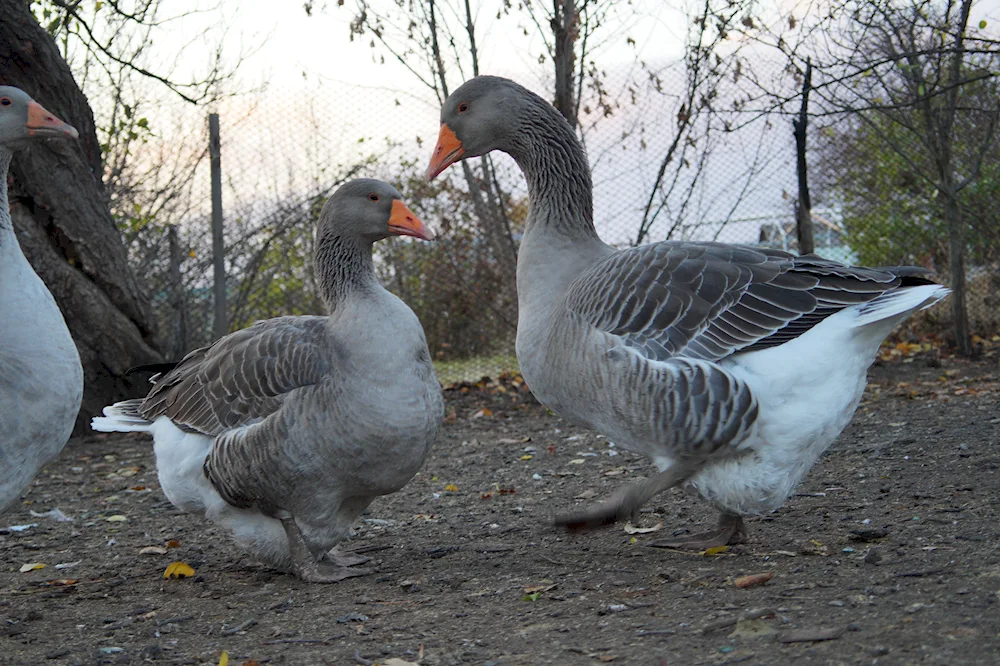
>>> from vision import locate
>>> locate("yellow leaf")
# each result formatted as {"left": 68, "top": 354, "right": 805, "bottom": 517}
{"left": 218, "top": 651, "right": 229, "bottom": 666}
{"left": 520, "top": 454, "right": 533, "bottom": 461}
{"left": 444, "top": 484, "right": 459, "bottom": 492}
{"left": 19, "top": 562, "right": 46, "bottom": 573}
{"left": 106, "top": 514, "right": 128, "bottom": 522}
{"left": 703, "top": 545, "right": 729, "bottom": 556}
{"left": 163, "top": 561, "right": 196, "bottom": 579}
{"left": 188, "top": 249, "right": 196, "bottom": 258}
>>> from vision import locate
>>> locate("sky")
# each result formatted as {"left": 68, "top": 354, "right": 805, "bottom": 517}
{"left": 131, "top": 0, "right": 1000, "bottom": 249}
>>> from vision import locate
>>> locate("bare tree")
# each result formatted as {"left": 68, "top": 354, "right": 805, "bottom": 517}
{"left": 743, "top": 0, "right": 999, "bottom": 354}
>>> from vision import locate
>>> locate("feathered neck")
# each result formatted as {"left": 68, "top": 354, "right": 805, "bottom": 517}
{"left": 503, "top": 92, "right": 600, "bottom": 243}
{"left": 313, "top": 230, "right": 378, "bottom": 310}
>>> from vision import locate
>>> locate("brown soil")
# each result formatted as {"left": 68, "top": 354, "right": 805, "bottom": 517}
{"left": 2, "top": 352, "right": 999, "bottom": 666}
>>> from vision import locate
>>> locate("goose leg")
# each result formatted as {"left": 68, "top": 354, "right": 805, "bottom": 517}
{"left": 281, "top": 518, "right": 371, "bottom": 583}
{"left": 554, "top": 461, "right": 698, "bottom": 532}
{"left": 325, "top": 546, "right": 372, "bottom": 568}
{"left": 649, "top": 513, "right": 748, "bottom": 551}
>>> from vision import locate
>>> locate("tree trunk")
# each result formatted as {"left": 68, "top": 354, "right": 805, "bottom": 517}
{"left": 167, "top": 225, "right": 188, "bottom": 359}
{"left": 552, "top": 0, "right": 578, "bottom": 129}
{"left": 792, "top": 59, "right": 815, "bottom": 255}
{"left": 943, "top": 185, "right": 971, "bottom": 355}
{"left": 0, "top": 0, "right": 161, "bottom": 432}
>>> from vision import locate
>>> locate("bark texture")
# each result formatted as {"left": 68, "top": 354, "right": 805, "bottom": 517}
{"left": 1, "top": 0, "right": 161, "bottom": 431}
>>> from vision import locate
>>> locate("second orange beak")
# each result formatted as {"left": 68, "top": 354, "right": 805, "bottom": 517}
{"left": 388, "top": 200, "right": 435, "bottom": 241}
{"left": 26, "top": 100, "right": 79, "bottom": 140}
{"left": 424, "top": 123, "right": 465, "bottom": 181}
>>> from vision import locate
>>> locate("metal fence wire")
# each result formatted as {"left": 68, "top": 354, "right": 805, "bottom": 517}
{"left": 135, "top": 74, "right": 999, "bottom": 385}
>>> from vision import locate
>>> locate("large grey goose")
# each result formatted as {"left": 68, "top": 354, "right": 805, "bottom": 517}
{"left": 93, "top": 179, "right": 444, "bottom": 581}
{"left": 425, "top": 76, "right": 949, "bottom": 549}
{"left": 0, "top": 86, "right": 83, "bottom": 513}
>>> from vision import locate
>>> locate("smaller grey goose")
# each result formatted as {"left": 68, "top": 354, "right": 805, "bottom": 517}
{"left": 93, "top": 179, "right": 444, "bottom": 581}
{"left": 0, "top": 86, "right": 83, "bottom": 513}
{"left": 426, "top": 76, "right": 949, "bottom": 549}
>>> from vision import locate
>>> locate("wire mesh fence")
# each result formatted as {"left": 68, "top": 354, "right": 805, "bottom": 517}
{"left": 129, "top": 70, "right": 999, "bottom": 385}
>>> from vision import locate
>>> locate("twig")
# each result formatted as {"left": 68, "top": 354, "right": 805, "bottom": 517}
{"left": 894, "top": 567, "right": 949, "bottom": 578}
{"left": 222, "top": 618, "right": 257, "bottom": 635}
{"left": 353, "top": 650, "right": 375, "bottom": 666}
{"left": 263, "top": 634, "right": 345, "bottom": 645}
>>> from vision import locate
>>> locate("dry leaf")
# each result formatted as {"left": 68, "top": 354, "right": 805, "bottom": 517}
{"left": 165, "top": 539, "right": 181, "bottom": 549}
{"left": 734, "top": 572, "right": 773, "bottom": 588}
{"left": 471, "top": 408, "right": 493, "bottom": 418}
{"left": 520, "top": 454, "right": 533, "bottom": 461}
{"left": 19, "top": 562, "right": 46, "bottom": 573}
{"left": 163, "top": 561, "right": 196, "bottom": 579}
{"left": 106, "top": 514, "right": 128, "bottom": 522}
{"left": 381, "top": 659, "right": 420, "bottom": 666}
{"left": 443, "top": 484, "right": 459, "bottom": 492}
{"left": 140, "top": 546, "right": 169, "bottom": 555}
{"left": 38, "top": 578, "right": 77, "bottom": 586}
{"left": 703, "top": 545, "right": 729, "bottom": 556}
{"left": 567, "top": 458, "right": 586, "bottom": 464}
{"left": 240, "top": 661, "right": 261, "bottom": 666}
{"left": 218, "top": 651, "right": 229, "bottom": 666}
{"left": 624, "top": 522, "right": 662, "bottom": 534}
{"left": 729, "top": 618, "right": 776, "bottom": 638}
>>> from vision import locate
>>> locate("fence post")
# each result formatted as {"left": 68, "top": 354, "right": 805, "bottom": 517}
{"left": 209, "top": 113, "right": 226, "bottom": 339}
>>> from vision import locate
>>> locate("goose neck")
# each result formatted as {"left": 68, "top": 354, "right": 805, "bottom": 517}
{"left": 314, "top": 231, "right": 377, "bottom": 310}
{"left": 506, "top": 98, "right": 599, "bottom": 242}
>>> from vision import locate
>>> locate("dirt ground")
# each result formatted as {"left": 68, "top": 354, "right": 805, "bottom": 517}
{"left": 2, "top": 349, "right": 999, "bottom": 666}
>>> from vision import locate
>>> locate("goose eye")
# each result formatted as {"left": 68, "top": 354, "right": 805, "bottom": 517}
{"left": 458, "top": 102, "right": 469, "bottom": 113}
{"left": 368, "top": 193, "right": 380, "bottom": 202}
{"left": 0, "top": 98, "right": 11, "bottom": 107}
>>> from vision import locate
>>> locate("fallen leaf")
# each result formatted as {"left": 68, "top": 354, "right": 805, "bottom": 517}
{"left": 140, "top": 546, "right": 169, "bottom": 555}
{"left": 575, "top": 489, "right": 597, "bottom": 500}
{"left": 729, "top": 618, "right": 776, "bottom": 638}
{"left": 624, "top": 522, "right": 662, "bottom": 534}
{"left": 240, "top": 661, "right": 261, "bottom": 666}
{"left": 734, "top": 572, "right": 773, "bottom": 588}
{"left": 218, "top": 651, "right": 229, "bottom": 666}
{"left": 520, "top": 454, "right": 533, "bottom": 461}
{"left": 19, "top": 562, "right": 46, "bottom": 573}
{"left": 567, "top": 458, "right": 586, "bottom": 465}
{"left": 381, "top": 659, "right": 420, "bottom": 666}
{"left": 443, "top": 484, "right": 459, "bottom": 492}
{"left": 106, "top": 514, "right": 128, "bottom": 522}
{"left": 38, "top": 578, "right": 77, "bottom": 587}
{"left": 165, "top": 539, "right": 181, "bottom": 549}
{"left": 703, "top": 545, "right": 729, "bottom": 556}
{"left": 471, "top": 408, "right": 493, "bottom": 419}
{"left": 163, "top": 561, "right": 196, "bottom": 579}
{"left": 597, "top": 655, "right": 618, "bottom": 662}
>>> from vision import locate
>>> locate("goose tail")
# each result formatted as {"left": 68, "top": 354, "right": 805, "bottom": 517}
{"left": 91, "top": 399, "right": 153, "bottom": 433}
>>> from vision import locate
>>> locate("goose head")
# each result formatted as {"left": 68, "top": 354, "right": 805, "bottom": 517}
{"left": 0, "top": 86, "right": 79, "bottom": 149}
{"left": 318, "top": 178, "right": 434, "bottom": 242}
{"left": 425, "top": 76, "right": 524, "bottom": 180}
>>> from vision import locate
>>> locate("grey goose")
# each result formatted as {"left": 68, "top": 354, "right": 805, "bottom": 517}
{"left": 0, "top": 86, "right": 83, "bottom": 512}
{"left": 425, "top": 75, "right": 949, "bottom": 549}
{"left": 93, "top": 179, "right": 444, "bottom": 581}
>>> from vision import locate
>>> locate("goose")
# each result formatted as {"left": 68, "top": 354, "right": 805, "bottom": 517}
{"left": 425, "top": 76, "right": 949, "bottom": 549}
{"left": 0, "top": 86, "right": 83, "bottom": 513}
{"left": 93, "top": 179, "right": 444, "bottom": 581}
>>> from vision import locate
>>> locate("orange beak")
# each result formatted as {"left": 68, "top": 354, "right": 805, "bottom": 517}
{"left": 388, "top": 200, "right": 435, "bottom": 241}
{"left": 25, "top": 100, "right": 79, "bottom": 140}
{"left": 425, "top": 123, "right": 465, "bottom": 181}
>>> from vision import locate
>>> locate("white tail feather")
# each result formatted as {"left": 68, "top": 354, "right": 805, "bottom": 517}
{"left": 91, "top": 400, "right": 152, "bottom": 433}
{"left": 854, "top": 284, "right": 950, "bottom": 328}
